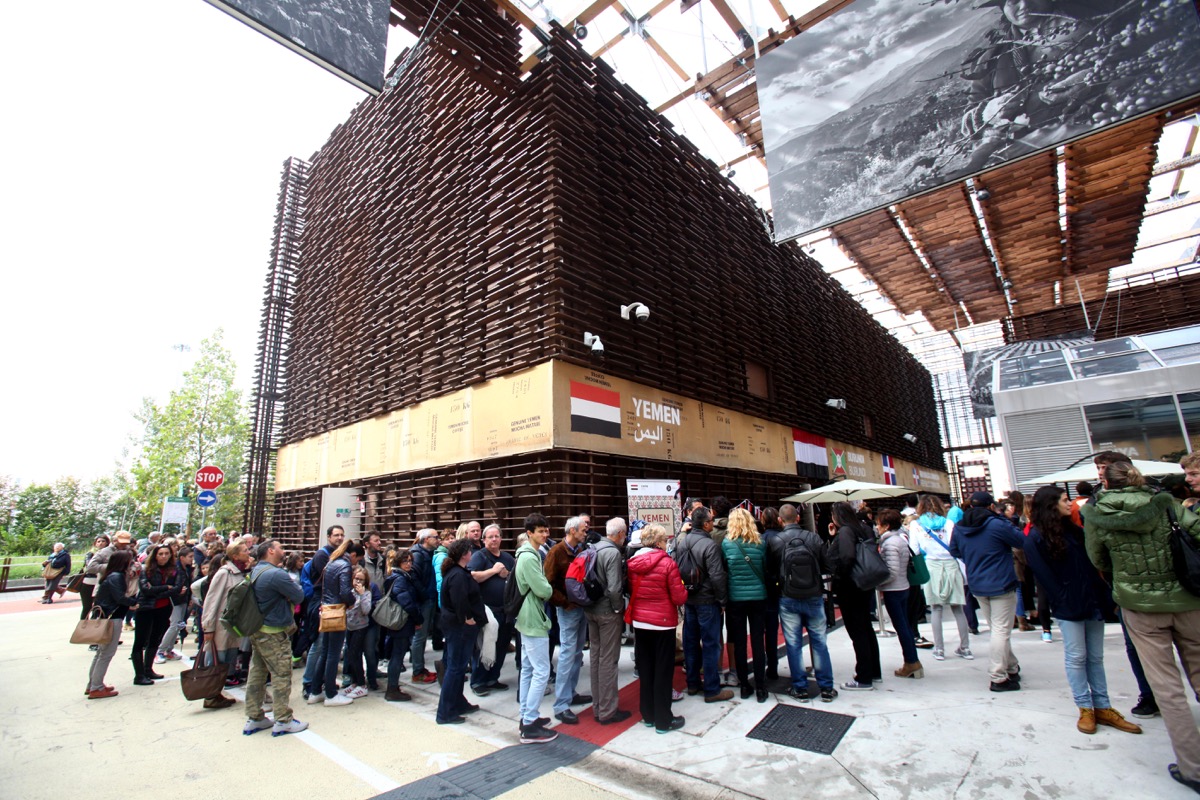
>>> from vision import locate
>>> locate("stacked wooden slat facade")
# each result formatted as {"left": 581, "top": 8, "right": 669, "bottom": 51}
{"left": 270, "top": 13, "right": 943, "bottom": 549}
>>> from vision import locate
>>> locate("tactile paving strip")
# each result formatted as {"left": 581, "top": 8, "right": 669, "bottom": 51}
{"left": 746, "top": 705, "right": 855, "bottom": 755}
{"left": 372, "top": 734, "right": 596, "bottom": 800}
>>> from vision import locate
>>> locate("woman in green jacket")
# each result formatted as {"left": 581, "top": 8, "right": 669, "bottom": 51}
{"left": 721, "top": 508, "right": 768, "bottom": 702}
{"left": 1083, "top": 461, "right": 1200, "bottom": 792}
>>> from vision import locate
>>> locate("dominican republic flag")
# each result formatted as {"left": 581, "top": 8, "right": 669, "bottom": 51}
{"left": 882, "top": 455, "right": 897, "bottom": 485}
{"left": 570, "top": 381, "right": 621, "bottom": 438}
{"left": 912, "top": 467, "right": 921, "bottom": 487}
{"left": 793, "top": 429, "right": 829, "bottom": 481}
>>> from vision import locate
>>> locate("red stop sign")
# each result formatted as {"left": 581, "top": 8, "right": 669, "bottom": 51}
{"left": 195, "top": 466, "right": 225, "bottom": 491}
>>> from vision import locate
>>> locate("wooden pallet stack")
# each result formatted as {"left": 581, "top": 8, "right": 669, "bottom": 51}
{"left": 268, "top": 18, "right": 943, "bottom": 550}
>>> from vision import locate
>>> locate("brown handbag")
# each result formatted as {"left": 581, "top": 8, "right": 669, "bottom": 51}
{"left": 65, "top": 573, "right": 86, "bottom": 593}
{"left": 180, "top": 640, "right": 229, "bottom": 701}
{"left": 318, "top": 603, "right": 347, "bottom": 633}
{"left": 70, "top": 607, "right": 113, "bottom": 645}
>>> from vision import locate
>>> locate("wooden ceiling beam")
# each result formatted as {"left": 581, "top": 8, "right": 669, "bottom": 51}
{"left": 707, "top": 0, "right": 748, "bottom": 38}
{"left": 644, "top": 33, "right": 689, "bottom": 82}
{"left": 573, "top": 0, "right": 619, "bottom": 25}
{"left": 768, "top": 0, "right": 791, "bottom": 22}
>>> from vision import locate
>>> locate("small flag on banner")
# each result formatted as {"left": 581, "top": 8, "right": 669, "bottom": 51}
{"left": 882, "top": 455, "right": 897, "bottom": 486}
{"left": 570, "top": 381, "right": 622, "bottom": 438}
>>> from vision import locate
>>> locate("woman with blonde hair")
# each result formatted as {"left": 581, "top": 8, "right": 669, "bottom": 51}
{"left": 909, "top": 495, "right": 972, "bottom": 661}
{"left": 199, "top": 538, "right": 251, "bottom": 709}
{"left": 627, "top": 523, "right": 688, "bottom": 732}
{"left": 720, "top": 508, "right": 769, "bottom": 702}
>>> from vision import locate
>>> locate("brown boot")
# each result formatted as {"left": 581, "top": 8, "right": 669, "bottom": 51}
{"left": 894, "top": 662, "right": 924, "bottom": 679}
{"left": 203, "top": 695, "right": 236, "bottom": 710}
{"left": 1096, "top": 707, "right": 1142, "bottom": 734}
{"left": 1018, "top": 618, "right": 1034, "bottom": 632}
{"left": 1077, "top": 708, "right": 1096, "bottom": 734}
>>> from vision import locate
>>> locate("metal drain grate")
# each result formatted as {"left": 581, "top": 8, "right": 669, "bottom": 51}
{"left": 746, "top": 704, "right": 855, "bottom": 755}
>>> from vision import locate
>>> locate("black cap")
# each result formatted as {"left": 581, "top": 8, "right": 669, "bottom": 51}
{"left": 970, "top": 491, "right": 995, "bottom": 508}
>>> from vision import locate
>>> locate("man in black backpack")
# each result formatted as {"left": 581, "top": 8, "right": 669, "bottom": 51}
{"left": 767, "top": 504, "right": 838, "bottom": 703}
{"left": 676, "top": 507, "right": 732, "bottom": 702}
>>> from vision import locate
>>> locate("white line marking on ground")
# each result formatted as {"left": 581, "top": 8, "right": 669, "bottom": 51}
{"left": 295, "top": 729, "right": 402, "bottom": 792}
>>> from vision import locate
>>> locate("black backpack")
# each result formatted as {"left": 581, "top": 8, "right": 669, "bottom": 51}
{"left": 781, "top": 536, "right": 823, "bottom": 599}
{"left": 673, "top": 536, "right": 701, "bottom": 592}
{"left": 503, "top": 552, "right": 534, "bottom": 619}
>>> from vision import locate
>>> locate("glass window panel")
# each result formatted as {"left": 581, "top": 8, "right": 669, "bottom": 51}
{"left": 1180, "top": 392, "right": 1200, "bottom": 455}
{"left": 998, "top": 364, "right": 1074, "bottom": 390}
{"left": 1070, "top": 351, "right": 1161, "bottom": 379}
{"left": 1140, "top": 325, "right": 1200, "bottom": 352}
{"left": 999, "top": 351, "right": 1067, "bottom": 375}
{"left": 1069, "top": 339, "right": 1136, "bottom": 360}
{"left": 1153, "top": 343, "right": 1200, "bottom": 366}
{"left": 1084, "top": 396, "right": 1186, "bottom": 461}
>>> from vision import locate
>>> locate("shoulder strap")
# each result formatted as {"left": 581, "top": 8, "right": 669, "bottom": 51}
{"left": 733, "top": 539, "right": 765, "bottom": 584}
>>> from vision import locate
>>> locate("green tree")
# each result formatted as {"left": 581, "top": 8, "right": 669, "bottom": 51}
{"left": 131, "top": 330, "right": 249, "bottom": 536}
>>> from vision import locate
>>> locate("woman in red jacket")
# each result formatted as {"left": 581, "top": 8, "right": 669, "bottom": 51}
{"left": 627, "top": 523, "right": 689, "bottom": 733}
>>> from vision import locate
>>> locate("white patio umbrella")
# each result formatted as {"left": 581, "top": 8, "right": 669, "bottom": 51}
{"left": 782, "top": 479, "right": 918, "bottom": 504}
{"left": 1028, "top": 459, "right": 1182, "bottom": 485}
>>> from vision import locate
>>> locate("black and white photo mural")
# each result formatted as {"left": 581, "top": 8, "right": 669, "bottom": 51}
{"left": 205, "top": 0, "right": 390, "bottom": 93}
{"left": 757, "top": 0, "right": 1200, "bottom": 243}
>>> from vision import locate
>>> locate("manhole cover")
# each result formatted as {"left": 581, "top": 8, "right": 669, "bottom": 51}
{"left": 746, "top": 704, "right": 855, "bottom": 755}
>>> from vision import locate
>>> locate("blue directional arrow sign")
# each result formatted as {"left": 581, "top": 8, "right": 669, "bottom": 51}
{"left": 197, "top": 490, "right": 218, "bottom": 508}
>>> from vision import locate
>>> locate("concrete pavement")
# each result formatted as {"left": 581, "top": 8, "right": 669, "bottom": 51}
{"left": 1, "top": 592, "right": 1197, "bottom": 799}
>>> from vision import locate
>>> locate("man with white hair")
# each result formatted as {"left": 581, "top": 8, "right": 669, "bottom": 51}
{"left": 41, "top": 543, "right": 71, "bottom": 603}
{"left": 585, "top": 518, "right": 630, "bottom": 723}
{"left": 543, "top": 516, "right": 592, "bottom": 724}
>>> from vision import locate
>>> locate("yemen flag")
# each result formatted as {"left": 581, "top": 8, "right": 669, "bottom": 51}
{"left": 570, "top": 381, "right": 622, "bottom": 438}
{"left": 793, "top": 428, "right": 829, "bottom": 481}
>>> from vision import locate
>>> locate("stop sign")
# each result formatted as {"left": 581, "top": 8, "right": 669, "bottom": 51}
{"left": 195, "top": 465, "right": 225, "bottom": 491}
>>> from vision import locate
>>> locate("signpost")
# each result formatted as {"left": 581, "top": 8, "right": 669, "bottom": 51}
{"left": 195, "top": 467, "right": 224, "bottom": 531}
{"left": 196, "top": 466, "right": 225, "bottom": 491}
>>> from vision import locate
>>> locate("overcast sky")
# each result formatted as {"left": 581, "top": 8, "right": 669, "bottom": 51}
{"left": 0, "top": 1, "right": 409, "bottom": 485}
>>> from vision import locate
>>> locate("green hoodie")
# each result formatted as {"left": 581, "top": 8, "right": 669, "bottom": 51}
{"left": 1083, "top": 486, "right": 1200, "bottom": 613}
{"left": 514, "top": 543, "right": 553, "bottom": 637}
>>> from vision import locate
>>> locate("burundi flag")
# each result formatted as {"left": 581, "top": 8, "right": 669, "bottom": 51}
{"left": 882, "top": 454, "right": 897, "bottom": 486}
{"left": 570, "top": 381, "right": 621, "bottom": 438}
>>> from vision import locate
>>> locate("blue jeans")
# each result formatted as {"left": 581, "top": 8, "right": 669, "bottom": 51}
{"left": 411, "top": 599, "right": 434, "bottom": 673}
{"left": 1060, "top": 618, "right": 1110, "bottom": 709}
{"left": 386, "top": 622, "right": 416, "bottom": 689}
{"left": 302, "top": 632, "right": 328, "bottom": 694}
{"left": 436, "top": 624, "right": 475, "bottom": 723}
{"left": 554, "top": 607, "right": 587, "bottom": 713}
{"left": 519, "top": 634, "right": 551, "bottom": 725}
{"left": 779, "top": 596, "right": 834, "bottom": 691}
{"left": 683, "top": 603, "right": 724, "bottom": 696}
{"left": 318, "top": 630, "right": 347, "bottom": 699}
{"left": 883, "top": 590, "right": 919, "bottom": 664}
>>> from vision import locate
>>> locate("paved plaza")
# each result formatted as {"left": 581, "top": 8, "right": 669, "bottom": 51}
{"left": 1, "top": 590, "right": 1196, "bottom": 800}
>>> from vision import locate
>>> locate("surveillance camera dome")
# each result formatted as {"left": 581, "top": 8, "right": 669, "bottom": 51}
{"left": 591, "top": 338, "right": 604, "bottom": 353}
{"left": 635, "top": 305, "right": 650, "bottom": 321}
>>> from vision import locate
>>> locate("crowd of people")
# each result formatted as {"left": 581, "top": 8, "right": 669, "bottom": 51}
{"left": 58, "top": 452, "right": 1200, "bottom": 792}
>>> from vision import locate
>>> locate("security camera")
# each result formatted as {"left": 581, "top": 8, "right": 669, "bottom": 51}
{"left": 584, "top": 332, "right": 604, "bottom": 354}
{"left": 903, "top": 433, "right": 918, "bottom": 443}
{"left": 826, "top": 398, "right": 847, "bottom": 410}
{"left": 620, "top": 302, "right": 650, "bottom": 322}
{"left": 976, "top": 188, "right": 991, "bottom": 201}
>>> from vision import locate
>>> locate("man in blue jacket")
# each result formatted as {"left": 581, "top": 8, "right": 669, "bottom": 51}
{"left": 951, "top": 492, "right": 1026, "bottom": 692}
{"left": 243, "top": 539, "right": 307, "bottom": 737}
{"left": 409, "top": 529, "right": 439, "bottom": 683}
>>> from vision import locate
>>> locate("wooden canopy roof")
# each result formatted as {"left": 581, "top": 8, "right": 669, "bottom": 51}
{"left": 387, "top": 0, "right": 1199, "bottom": 331}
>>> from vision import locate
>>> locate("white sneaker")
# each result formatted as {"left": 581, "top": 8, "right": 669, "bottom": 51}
{"left": 324, "top": 693, "right": 353, "bottom": 706}
{"left": 305, "top": 693, "right": 323, "bottom": 705}
{"left": 154, "top": 653, "right": 167, "bottom": 664}
{"left": 933, "top": 649, "right": 945, "bottom": 661}
{"left": 272, "top": 718, "right": 309, "bottom": 737}
{"left": 243, "top": 717, "right": 274, "bottom": 736}
{"left": 166, "top": 650, "right": 184, "bottom": 661}
{"left": 955, "top": 648, "right": 975, "bottom": 660}
{"left": 347, "top": 686, "right": 369, "bottom": 699}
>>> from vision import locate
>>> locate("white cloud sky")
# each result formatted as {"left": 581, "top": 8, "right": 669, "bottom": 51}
{"left": 0, "top": 0, "right": 410, "bottom": 485}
